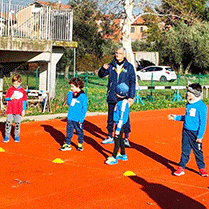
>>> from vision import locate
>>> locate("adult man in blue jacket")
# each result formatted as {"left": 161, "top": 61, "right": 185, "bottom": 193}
{"left": 98, "top": 47, "right": 136, "bottom": 146}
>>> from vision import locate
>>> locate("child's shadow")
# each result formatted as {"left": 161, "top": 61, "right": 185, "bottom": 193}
{"left": 61, "top": 119, "right": 108, "bottom": 140}
{"left": 129, "top": 175, "right": 207, "bottom": 209}
{"left": 58, "top": 120, "right": 111, "bottom": 157}
{"left": 83, "top": 135, "right": 112, "bottom": 158}
{"left": 82, "top": 120, "right": 112, "bottom": 158}
{"left": 0, "top": 122, "right": 5, "bottom": 138}
{"left": 0, "top": 122, "right": 15, "bottom": 139}
{"left": 41, "top": 125, "right": 65, "bottom": 145}
{"left": 130, "top": 141, "right": 199, "bottom": 175}
{"left": 41, "top": 125, "right": 76, "bottom": 148}
{"left": 83, "top": 120, "right": 108, "bottom": 140}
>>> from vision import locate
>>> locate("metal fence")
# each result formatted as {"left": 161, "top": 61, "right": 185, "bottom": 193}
{"left": 0, "top": 0, "right": 73, "bottom": 41}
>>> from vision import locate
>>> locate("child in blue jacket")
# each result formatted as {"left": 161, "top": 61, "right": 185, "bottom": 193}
{"left": 105, "top": 83, "right": 129, "bottom": 165}
{"left": 60, "top": 77, "right": 87, "bottom": 151}
{"left": 168, "top": 83, "right": 208, "bottom": 177}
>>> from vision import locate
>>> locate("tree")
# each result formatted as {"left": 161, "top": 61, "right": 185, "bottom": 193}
{"left": 160, "top": 22, "right": 209, "bottom": 73}
{"left": 95, "top": 0, "right": 160, "bottom": 74}
{"left": 57, "top": 48, "right": 74, "bottom": 79}
{"left": 160, "top": 25, "right": 183, "bottom": 71}
{"left": 158, "top": 0, "right": 209, "bottom": 26}
{"left": 69, "top": 0, "right": 104, "bottom": 58}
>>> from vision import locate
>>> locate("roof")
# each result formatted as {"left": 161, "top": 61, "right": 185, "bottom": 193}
{"left": 34, "top": 1, "right": 71, "bottom": 9}
{"left": 132, "top": 16, "right": 145, "bottom": 25}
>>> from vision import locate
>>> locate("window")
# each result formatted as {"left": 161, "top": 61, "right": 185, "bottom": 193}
{"left": 154, "top": 67, "right": 163, "bottom": 71}
{"left": 165, "top": 67, "right": 173, "bottom": 71}
{"left": 131, "top": 27, "right": 135, "bottom": 33}
{"left": 145, "top": 67, "right": 154, "bottom": 72}
{"left": 140, "top": 27, "right": 144, "bottom": 32}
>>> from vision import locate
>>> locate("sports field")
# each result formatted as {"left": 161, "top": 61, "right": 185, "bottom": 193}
{"left": 0, "top": 108, "right": 208, "bottom": 209}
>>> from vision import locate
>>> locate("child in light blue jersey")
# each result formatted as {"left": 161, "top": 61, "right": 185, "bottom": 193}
{"left": 59, "top": 77, "right": 87, "bottom": 151}
{"left": 105, "top": 83, "right": 129, "bottom": 165}
{"left": 168, "top": 83, "right": 208, "bottom": 177}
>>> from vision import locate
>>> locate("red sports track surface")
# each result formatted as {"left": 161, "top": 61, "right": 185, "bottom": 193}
{"left": 0, "top": 108, "right": 208, "bottom": 209}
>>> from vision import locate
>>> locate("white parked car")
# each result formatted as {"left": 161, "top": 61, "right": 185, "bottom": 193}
{"left": 136, "top": 66, "right": 177, "bottom": 82}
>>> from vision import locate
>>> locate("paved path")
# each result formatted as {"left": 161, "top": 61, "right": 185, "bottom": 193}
{"left": 0, "top": 112, "right": 107, "bottom": 122}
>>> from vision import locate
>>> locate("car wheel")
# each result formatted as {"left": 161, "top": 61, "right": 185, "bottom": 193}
{"left": 160, "top": 76, "right": 167, "bottom": 82}
{"left": 137, "top": 75, "right": 141, "bottom": 80}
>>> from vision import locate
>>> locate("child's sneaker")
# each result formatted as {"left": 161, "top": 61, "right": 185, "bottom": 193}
{"left": 116, "top": 153, "right": 128, "bottom": 161}
{"left": 3, "top": 136, "right": 9, "bottom": 143}
{"left": 102, "top": 136, "right": 114, "bottom": 144}
{"left": 59, "top": 143, "right": 71, "bottom": 151}
{"left": 199, "top": 168, "right": 208, "bottom": 177}
{"left": 174, "top": 166, "right": 185, "bottom": 176}
{"left": 77, "top": 143, "right": 83, "bottom": 151}
{"left": 124, "top": 138, "right": 130, "bottom": 147}
{"left": 14, "top": 136, "right": 20, "bottom": 143}
{"left": 105, "top": 156, "right": 118, "bottom": 165}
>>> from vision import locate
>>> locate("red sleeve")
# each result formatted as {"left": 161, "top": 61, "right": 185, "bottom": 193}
{"left": 22, "top": 89, "right": 27, "bottom": 101}
{"left": 5, "top": 87, "right": 13, "bottom": 98}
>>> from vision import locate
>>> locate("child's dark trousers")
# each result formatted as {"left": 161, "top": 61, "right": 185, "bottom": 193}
{"left": 66, "top": 120, "right": 83, "bottom": 144}
{"left": 107, "top": 102, "right": 130, "bottom": 138}
{"left": 179, "top": 128, "right": 205, "bottom": 169}
{"left": 112, "top": 125, "right": 126, "bottom": 158}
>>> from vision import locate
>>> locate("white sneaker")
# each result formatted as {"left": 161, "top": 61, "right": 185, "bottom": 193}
{"left": 102, "top": 136, "right": 114, "bottom": 144}
{"left": 105, "top": 156, "right": 118, "bottom": 165}
{"left": 124, "top": 138, "right": 130, "bottom": 147}
{"left": 59, "top": 143, "right": 72, "bottom": 151}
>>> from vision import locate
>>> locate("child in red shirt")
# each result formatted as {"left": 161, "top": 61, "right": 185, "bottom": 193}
{"left": 3, "top": 74, "right": 27, "bottom": 143}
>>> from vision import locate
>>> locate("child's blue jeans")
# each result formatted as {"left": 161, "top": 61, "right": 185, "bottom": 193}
{"left": 66, "top": 120, "right": 83, "bottom": 144}
{"left": 179, "top": 128, "right": 205, "bottom": 169}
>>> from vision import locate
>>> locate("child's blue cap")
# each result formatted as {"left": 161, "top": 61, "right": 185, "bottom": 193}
{"left": 116, "top": 83, "right": 129, "bottom": 97}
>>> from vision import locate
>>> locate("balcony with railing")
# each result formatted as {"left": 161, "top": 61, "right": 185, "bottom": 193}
{"left": 0, "top": 0, "right": 73, "bottom": 42}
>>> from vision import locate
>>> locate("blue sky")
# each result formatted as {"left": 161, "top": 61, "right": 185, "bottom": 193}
{"left": 6, "top": 0, "right": 69, "bottom": 6}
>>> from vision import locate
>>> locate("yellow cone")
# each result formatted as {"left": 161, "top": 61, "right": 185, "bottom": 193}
{"left": 52, "top": 158, "right": 64, "bottom": 163}
{"left": 123, "top": 171, "right": 136, "bottom": 176}
{"left": 0, "top": 147, "right": 5, "bottom": 152}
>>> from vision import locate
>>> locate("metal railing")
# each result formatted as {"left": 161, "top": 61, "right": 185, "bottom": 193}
{"left": 0, "top": 0, "right": 73, "bottom": 41}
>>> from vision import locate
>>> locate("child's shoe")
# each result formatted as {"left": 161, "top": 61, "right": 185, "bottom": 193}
{"left": 199, "top": 168, "right": 208, "bottom": 177}
{"left": 3, "top": 136, "right": 9, "bottom": 143}
{"left": 124, "top": 138, "right": 130, "bottom": 147}
{"left": 116, "top": 153, "right": 128, "bottom": 161}
{"left": 174, "top": 166, "right": 185, "bottom": 176}
{"left": 59, "top": 143, "right": 72, "bottom": 151}
{"left": 14, "top": 136, "right": 20, "bottom": 143}
{"left": 105, "top": 156, "right": 118, "bottom": 165}
{"left": 102, "top": 136, "right": 114, "bottom": 144}
{"left": 77, "top": 143, "right": 83, "bottom": 151}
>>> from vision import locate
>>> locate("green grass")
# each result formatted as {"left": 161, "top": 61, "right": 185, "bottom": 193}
{"left": 2, "top": 72, "right": 209, "bottom": 115}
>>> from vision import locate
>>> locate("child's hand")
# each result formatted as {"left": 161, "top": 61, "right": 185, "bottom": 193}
{"left": 11, "top": 93, "right": 16, "bottom": 100}
{"left": 22, "top": 110, "right": 25, "bottom": 117}
{"left": 168, "top": 114, "right": 175, "bottom": 120}
{"left": 128, "top": 98, "right": 134, "bottom": 107}
{"left": 196, "top": 138, "right": 202, "bottom": 143}
{"left": 115, "top": 130, "right": 120, "bottom": 135}
{"left": 78, "top": 122, "right": 82, "bottom": 129}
